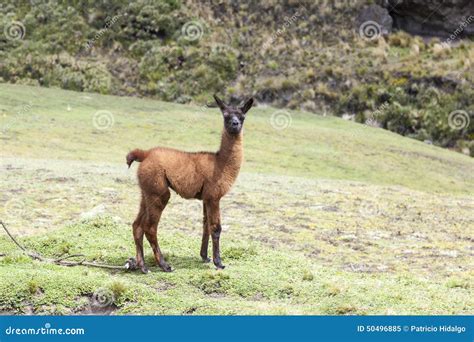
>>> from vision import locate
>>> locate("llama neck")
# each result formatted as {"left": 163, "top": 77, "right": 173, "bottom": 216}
{"left": 216, "top": 130, "right": 243, "bottom": 180}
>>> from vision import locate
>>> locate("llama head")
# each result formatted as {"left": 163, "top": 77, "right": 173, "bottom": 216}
{"left": 214, "top": 95, "right": 254, "bottom": 135}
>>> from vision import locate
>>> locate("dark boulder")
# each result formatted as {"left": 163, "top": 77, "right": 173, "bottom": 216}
{"left": 381, "top": 0, "right": 474, "bottom": 38}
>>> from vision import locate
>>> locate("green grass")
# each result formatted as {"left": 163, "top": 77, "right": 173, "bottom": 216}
{"left": 0, "top": 217, "right": 472, "bottom": 315}
{"left": 0, "top": 83, "right": 473, "bottom": 315}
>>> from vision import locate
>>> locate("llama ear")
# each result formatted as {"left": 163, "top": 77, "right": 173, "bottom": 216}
{"left": 213, "top": 94, "right": 227, "bottom": 111}
{"left": 241, "top": 98, "right": 254, "bottom": 114}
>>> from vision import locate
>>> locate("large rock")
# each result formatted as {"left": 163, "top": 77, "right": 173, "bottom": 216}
{"left": 381, "top": 0, "right": 474, "bottom": 38}
{"left": 357, "top": 4, "right": 394, "bottom": 37}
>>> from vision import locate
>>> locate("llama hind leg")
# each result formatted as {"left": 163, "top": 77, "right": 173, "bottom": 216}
{"left": 144, "top": 190, "right": 172, "bottom": 272}
{"left": 132, "top": 198, "right": 148, "bottom": 273}
{"left": 200, "top": 202, "right": 210, "bottom": 262}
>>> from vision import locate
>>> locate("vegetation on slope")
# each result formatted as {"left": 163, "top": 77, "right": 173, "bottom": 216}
{"left": 0, "top": 0, "right": 473, "bottom": 154}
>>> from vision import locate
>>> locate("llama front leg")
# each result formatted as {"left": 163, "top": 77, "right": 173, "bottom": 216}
{"left": 206, "top": 200, "right": 225, "bottom": 269}
{"left": 200, "top": 203, "right": 210, "bottom": 262}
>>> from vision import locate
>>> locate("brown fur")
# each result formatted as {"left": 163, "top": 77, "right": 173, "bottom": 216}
{"left": 127, "top": 96, "right": 253, "bottom": 272}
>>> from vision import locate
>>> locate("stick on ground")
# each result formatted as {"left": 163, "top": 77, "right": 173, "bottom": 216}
{"left": 0, "top": 220, "right": 135, "bottom": 270}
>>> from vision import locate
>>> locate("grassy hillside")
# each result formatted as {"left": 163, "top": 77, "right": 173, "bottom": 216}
{"left": 1, "top": 83, "right": 472, "bottom": 193}
{"left": 0, "top": 84, "right": 473, "bottom": 315}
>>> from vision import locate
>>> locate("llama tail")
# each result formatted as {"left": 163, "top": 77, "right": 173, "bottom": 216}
{"left": 126, "top": 149, "right": 149, "bottom": 168}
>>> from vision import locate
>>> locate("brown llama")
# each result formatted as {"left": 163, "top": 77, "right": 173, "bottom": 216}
{"left": 126, "top": 95, "right": 254, "bottom": 272}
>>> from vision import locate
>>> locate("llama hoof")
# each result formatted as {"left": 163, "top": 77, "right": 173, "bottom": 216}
{"left": 202, "top": 257, "right": 211, "bottom": 263}
{"left": 214, "top": 262, "right": 225, "bottom": 270}
{"left": 140, "top": 266, "right": 150, "bottom": 274}
{"left": 159, "top": 262, "right": 173, "bottom": 272}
